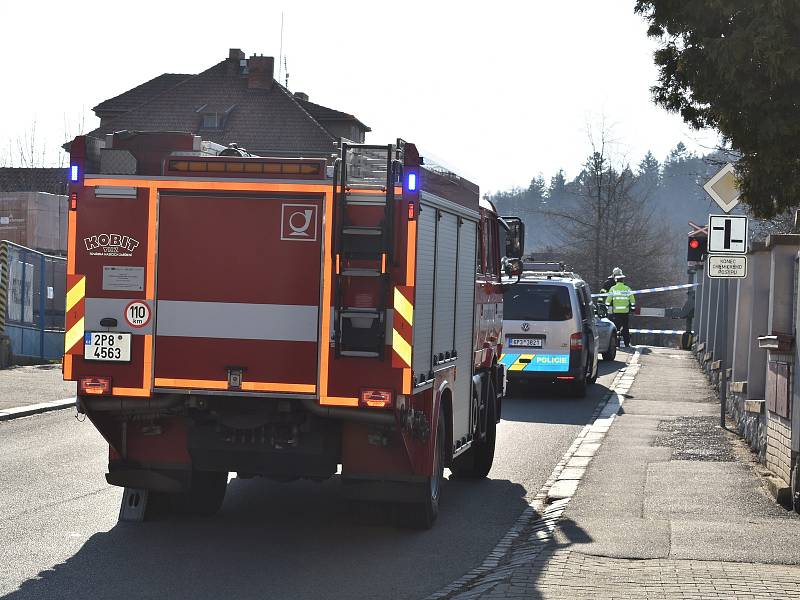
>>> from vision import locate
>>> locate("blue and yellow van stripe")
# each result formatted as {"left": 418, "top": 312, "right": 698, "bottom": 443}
{"left": 500, "top": 352, "right": 571, "bottom": 373}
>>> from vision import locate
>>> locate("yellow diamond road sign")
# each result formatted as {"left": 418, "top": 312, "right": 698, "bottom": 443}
{"left": 703, "top": 163, "right": 741, "bottom": 213}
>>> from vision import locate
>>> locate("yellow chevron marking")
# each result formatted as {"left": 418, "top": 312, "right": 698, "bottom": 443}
{"left": 64, "top": 317, "right": 85, "bottom": 353}
{"left": 66, "top": 277, "right": 86, "bottom": 312}
{"left": 392, "top": 328, "right": 412, "bottom": 367}
{"left": 393, "top": 287, "right": 414, "bottom": 326}
{"left": 508, "top": 354, "right": 534, "bottom": 371}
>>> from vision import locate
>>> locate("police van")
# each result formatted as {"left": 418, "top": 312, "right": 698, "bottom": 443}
{"left": 500, "top": 264, "right": 599, "bottom": 397}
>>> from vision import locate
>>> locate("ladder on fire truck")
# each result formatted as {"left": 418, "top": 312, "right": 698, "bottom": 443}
{"left": 332, "top": 143, "right": 402, "bottom": 358}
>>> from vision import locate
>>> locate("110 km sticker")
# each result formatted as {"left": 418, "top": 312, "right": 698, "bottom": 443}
{"left": 125, "top": 301, "right": 151, "bottom": 328}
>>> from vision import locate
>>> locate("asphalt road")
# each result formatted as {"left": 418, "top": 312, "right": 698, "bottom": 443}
{"left": 0, "top": 359, "right": 625, "bottom": 600}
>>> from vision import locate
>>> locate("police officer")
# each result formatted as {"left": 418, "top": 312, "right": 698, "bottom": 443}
{"left": 606, "top": 271, "right": 636, "bottom": 347}
{"left": 599, "top": 267, "right": 623, "bottom": 304}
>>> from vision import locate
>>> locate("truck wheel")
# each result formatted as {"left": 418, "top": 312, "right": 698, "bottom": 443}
{"left": 401, "top": 404, "right": 445, "bottom": 529}
{"left": 451, "top": 380, "right": 497, "bottom": 479}
{"left": 172, "top": 470, "right": 228, "bottom": 517}
{"left": 602, "top": 335, "right": 617, "bottom": 361}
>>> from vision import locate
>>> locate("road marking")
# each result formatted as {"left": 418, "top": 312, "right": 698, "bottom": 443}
{"left": 427, "top": 349, "right": 643, "bottom": 600}
{"left": 0, "top": 397, "right": 76, "bottom": 422}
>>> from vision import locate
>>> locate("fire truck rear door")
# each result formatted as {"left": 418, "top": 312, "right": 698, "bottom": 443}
{"left": 153, "top": 191, "right": 322, "bottom": 395}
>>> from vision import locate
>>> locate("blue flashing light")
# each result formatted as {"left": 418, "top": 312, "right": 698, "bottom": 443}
{"left": 407, "top": 172, "right": 417, "bottom": 192}
{"left": 70, "top": 165, "right": 79, "bottom": 182}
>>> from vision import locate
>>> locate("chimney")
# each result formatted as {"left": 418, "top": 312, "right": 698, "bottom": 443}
{"left": 293, "top": 91, "right": 309, "bottom": 102}
{"left": 227, "top": 48, "right": 245, "bottom": 75}
{"left": 247, "top": 55, "right": 274, "bottom": 90}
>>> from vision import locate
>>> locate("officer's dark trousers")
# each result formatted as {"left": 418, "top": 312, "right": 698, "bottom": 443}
{"left": 610, "top": 313, "right": 631, "bottom": 347}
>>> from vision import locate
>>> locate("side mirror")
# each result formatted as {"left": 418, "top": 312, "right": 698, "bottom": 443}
{"left": 504, "top": 257, "right": 523, "bottom": 277}
{"left": 500, "top": 216, "right": 525, "bottom": 260}
{"left": 594, "top": 302, "right": 608, "bottom": 318}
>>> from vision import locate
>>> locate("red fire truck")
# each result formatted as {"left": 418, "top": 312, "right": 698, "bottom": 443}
{"left": 65, "top": 131, "right": 523, "bottom": 527}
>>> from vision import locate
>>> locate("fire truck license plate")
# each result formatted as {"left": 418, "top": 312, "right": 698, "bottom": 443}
{"left": 84, "top": 332, "right": 131, "bottom": 362}
{"left": 509, "top": 338, "right": 543, "bottom": 348}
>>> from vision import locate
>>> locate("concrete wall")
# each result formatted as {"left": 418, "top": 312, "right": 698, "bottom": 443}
{"left": 698, "top": 235, "right": 799, "bottom": 495}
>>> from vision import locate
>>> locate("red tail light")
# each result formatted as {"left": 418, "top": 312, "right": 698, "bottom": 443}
{"left": 556, "top": 376, "right": 575, "bottom": 380}
{"left": 407, "top": 202, "right": 416, "bottom": 221}
{"left": 570, "top": 333, "right": 583, "bottom": 351}
{"left": 80, "top": 376, "right": 112, "bottom": 395}
{"left": 70, "top": 193, "right": 78, "bottom": 210}
{"left": 360, "top": 389, "right": 393, "bottom": 409}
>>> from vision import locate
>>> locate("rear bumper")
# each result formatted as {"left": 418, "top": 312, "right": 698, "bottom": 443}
{"left": 507, "top": 366, "right": 583, "bottom": 383}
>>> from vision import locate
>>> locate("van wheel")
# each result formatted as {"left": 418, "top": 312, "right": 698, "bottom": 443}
{"left": 586, "top": 354, "right": 598, "bottom": 385}
{"left": 567, "top": 377, "right": 587, "bottom": 398}
{"left": 505, "top": 379, "right": 516, "bottom": 398}
{"left": 603, "top": 335, "right": 617, "bottom": 361}
{"left": 400, "top": 404, "right": 445, "bottom": 529}
{"left": 171, "top": 470, "right": 228, "bottom": 516}
{"left": 452, "top": 380, "right": 497, "bottom": 479}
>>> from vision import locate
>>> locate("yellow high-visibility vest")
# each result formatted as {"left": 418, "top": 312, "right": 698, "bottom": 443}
{"left": 606, "top": 282, "right": 636, "bottom": 314}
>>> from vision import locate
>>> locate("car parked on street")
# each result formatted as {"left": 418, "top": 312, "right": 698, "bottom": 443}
{"left": 593, "top": 302, "right": 618, "bottom": 361}
{"left": 501, "top": 266, "right": 599, "bottom": 397}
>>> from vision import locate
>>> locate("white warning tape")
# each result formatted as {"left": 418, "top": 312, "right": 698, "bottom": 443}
{"left": 629, "top": 329, "right": 688, "bottom": 335}
{"left": 591, "top": 282, "right": 698, "bottom": 298}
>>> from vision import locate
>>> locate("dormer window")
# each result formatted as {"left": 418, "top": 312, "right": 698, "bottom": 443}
{"left": 202, "top": 112, "right": 221, "bottom": 129}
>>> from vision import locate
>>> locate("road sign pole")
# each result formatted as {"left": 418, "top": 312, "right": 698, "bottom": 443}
{"left": 720, "top": 279, "right": 727, "bottom": 429}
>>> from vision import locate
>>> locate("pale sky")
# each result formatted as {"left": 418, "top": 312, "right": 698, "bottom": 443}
{"left": 0, "top": 0, "right": 719, "bottom": 193}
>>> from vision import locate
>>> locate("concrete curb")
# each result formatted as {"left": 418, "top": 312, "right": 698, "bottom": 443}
{"left": 0, "top": 397, "right": 76, "bottom": 421}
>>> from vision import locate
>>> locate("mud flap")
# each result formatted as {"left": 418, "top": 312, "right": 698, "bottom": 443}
{"left": 119, "top": 487, "right": 148, "bottom": 522}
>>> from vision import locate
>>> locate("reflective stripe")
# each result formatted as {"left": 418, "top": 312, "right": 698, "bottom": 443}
{"left": 392, "top": 328, "right": 412, "bottom": 367}
{"left": 508, "top": 353, "right": 534, "bottom": 371}
{"left": 156, "top": 301, "right": 318, "bottom": 341}
{"left": 154, "top": 378, "right": 315, "bottom": 393}
{"left": 66, "top": 277, "right": 85, "bottom": 312}
{"left": 64, "top": 317, "right": 84, "bottom": 353}
{"left": 393, "top": 287, "right": 414, "bottom": 326}
{"left": 85, "top": 298, "right": 154, "bottom": 334}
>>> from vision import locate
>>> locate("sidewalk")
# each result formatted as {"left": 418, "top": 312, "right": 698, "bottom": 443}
{"left": 0, "top": 364, "right": 75, "bottom": 411}
{"left": 462, "top": 347, "right": 800, "bottom": 599}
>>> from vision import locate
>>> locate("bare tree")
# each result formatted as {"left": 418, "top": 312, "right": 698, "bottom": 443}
{"left": 2, "top": 112, "right": 87, "bottom": 169}
{"left": 543, "top": 125, "right": 678, "bottom": 293}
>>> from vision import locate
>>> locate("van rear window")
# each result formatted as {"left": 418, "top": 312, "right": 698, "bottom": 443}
{"left": 503, "top": 284, "right": 573, "bottom": 321}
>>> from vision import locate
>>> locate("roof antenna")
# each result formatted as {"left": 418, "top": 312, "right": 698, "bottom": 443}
{"left": 278, "top": 12, "right": 284, "bottom": 84}
{"left": 284, "top": 56, "right": 289, "bottom": 89}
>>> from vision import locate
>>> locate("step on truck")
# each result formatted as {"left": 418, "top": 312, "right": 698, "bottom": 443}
{"left": 65, "top": 131, "right": 524, "bottom": 527}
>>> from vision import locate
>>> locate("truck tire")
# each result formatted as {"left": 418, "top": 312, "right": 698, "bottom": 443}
{"left": 602, "top": 335, "right": 617, "bottom": 361}
{"left": 401, "top": 404, "right": 445, "bottom": 529}
{"left": 451, "top": 380, "right": 497, "bottom": 479}
{"left": 172, "top": 470, "right": 228, "bottom": 517}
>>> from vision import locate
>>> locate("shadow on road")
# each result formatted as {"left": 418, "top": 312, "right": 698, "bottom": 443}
{"left": 2, "top": 476, "right": 535, "bottom": 600}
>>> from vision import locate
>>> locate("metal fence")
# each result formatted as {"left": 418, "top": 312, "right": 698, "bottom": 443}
{"left": 0, "top": 240, "right": 66, "bottom": 362}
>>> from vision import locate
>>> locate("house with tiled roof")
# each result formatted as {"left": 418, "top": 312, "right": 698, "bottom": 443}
{"left": 87, "top": 49, "right": 371, "bottom": 160}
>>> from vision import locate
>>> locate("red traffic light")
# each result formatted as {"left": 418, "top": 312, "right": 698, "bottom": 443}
{"left": 689, "top": 239, "right": 700, "bottom": 249}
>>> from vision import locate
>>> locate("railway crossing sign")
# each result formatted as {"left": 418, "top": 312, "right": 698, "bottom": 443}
{"left": 708, "top": 214, "right": 748, "bottom": 254}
